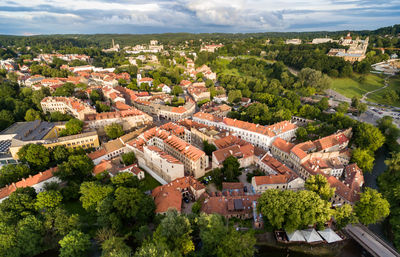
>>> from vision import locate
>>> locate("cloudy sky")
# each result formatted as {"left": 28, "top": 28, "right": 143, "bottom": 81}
{"left": 0, "top": 0, "right": 399, "bottom": 35}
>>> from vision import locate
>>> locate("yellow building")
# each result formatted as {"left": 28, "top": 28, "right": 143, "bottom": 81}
{"left": 0, "top": 120, "right": 99, "bottom": 160}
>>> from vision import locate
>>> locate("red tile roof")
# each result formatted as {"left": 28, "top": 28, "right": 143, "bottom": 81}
{"left": 261, "top": 154, "right": 293, "bottom": 175}
{"left": 93, "top": 160, "right": 112, "bottom": 175}
{"left": 213, "top": 135, "right": 248, "bottom": 149}
{"left": 87, "top": 148, "right": 107, "bottom": 160}
{"left": 152, "top": 177, "right": 205, "bottom": 213}
{"left": 0, "top": 167, "right": 58, "bottom": 200}
{"left": 272, "top": 137, "right": 295, "bottom": 154}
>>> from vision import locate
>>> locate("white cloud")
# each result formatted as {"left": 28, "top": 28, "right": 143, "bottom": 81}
{"left": 0, "top": 0, "right": 399, "bottom": 33}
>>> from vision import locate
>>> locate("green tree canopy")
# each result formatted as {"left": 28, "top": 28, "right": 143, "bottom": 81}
{"left": 59, "top": 230, "right": 91, "bottom": 257}
{"left": 305, "top": 174, "right": 335, "bottom": 201}
{"left": 24, "top": 108, "right": 41, "bottom": 121}
{"left": 351, "top": 148, "right": 375, "bottom": 172}
{"left": 353, "top": 122, "right": 385, "bottom": 152}
{"left": 105, "top": 123, "right": 124, "bottom": 139}
{"left": 355, "top": 187, "right": 390, "bottom": 225}
{"left": 80, "top": 181, "right": 114, "bottom": 212}
{"left": 17, "top": 144, "right": 50, "bottom": 171}
{"left": 35, "top": 190, "right": 62, "bottom": 212}
{"left": 334, "top": 204, "right": 358, "bottom": 229}
{"left": 153, "top": 210, "right": 194, "bottom": 255}
{"left": 257, "top": 189, "right": 332, "bottom": 232}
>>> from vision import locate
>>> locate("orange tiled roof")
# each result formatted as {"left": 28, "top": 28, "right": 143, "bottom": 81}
{"left": 93, "top": 160, "right": 112, "bottom": 175}
{"left": 146, "top": 145, "right": 182, "bottom": 164}
{"left": 152, "top": 176, "right": 205, "bottom": 213}
{"left": 261, "top": 154, "right": 293, "bottom": 175}
{"left": 164, "top": 135, "right": 205, "bottom": 161}
{"left": 253, "top": 174, "right": 290, "bottom": 186}
{"left": 272, "top": 137, "right": 295, "bottom": 154}
{"left": 87, "top": 148, "right": 107, "bottom": 160}
{"left": 0, "top": 167, "right": 58, "bottom": 200}
{"left": 213, "top": 135, "right": 248, "bottom": 149}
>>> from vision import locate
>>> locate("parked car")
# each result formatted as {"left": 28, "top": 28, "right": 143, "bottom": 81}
{"left": 244, "top": 186, "right": 248, "bottom": 192}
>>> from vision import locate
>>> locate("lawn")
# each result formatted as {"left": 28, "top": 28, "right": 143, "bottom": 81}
{"left": 141, "top": 172, "right": 161, "bottom": 191}
{"left": 367, "top": 76, "right": 400, "bottom": 107}
{"left": 215, "top": 58, "right": 241, "bottom": 76}
{"left": 331, "top": 73, "right": 385, "bottom": 99}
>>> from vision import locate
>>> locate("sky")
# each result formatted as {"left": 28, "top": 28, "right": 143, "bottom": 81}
{"left": 0, "top": 0, "right": 399, "bottom": 35}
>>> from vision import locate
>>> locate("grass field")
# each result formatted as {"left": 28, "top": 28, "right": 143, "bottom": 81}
{"left": 331, "top": 73, "right": 385, "bottom": 99}
{"left": 141, "top": 172, "right": 161, "bottom": 191}
{"left": 367, "top": 76, "right": 400, "bottom": 107}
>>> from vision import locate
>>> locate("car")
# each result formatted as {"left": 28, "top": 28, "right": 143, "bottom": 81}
{"left": 244, "top": 186, "right": 248, "bottom": 192}
{"left": 183, "top": 197, "right": 190, "bottom": 203}
{"left": 202, "top": 180, "right": 208, "bottom": 185}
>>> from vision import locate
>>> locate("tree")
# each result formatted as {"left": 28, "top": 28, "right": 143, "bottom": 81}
{"left": 295, "top": 127, "right": 308, "bottom": 142}
{"left": 217, "top": 227, "right": 256, "bottom": 257}
{"left": 79, "top": 182, "right": 114, "bottom": 212}
{"left": 222, "top": 156, "right": 241, "bottom": 182}
{"left": 90, "top": 89, "right": 103, "bottom": 102}
{"left": 0, "top": 164, "right": 32, "bottom": 188}
{"left": 203, "top": 140, "right": 216, "bottom": 156}
{"left": 0, "top": 110, "right": 14, "bottom": 131}
{"left": 257, "top": 189, "right": 332, "bottom": 232}
{"left": 35, "top": 190, "right": 62, "bottom": 212}
{"left": 105, "top": 123, "right": 124, "bottom": 139}
{"left": 351, "top": 148, "right": 375, "bottom": 172}
{"left": 24, "top": 108, "right": 41, "bottom": 121}
{"left": 377, "top": 116, "right": 400, "bottom": 151}
{"left": 153, "top": 210, "right": 194, "bottom": 255}
{"left": 355, "top": 188, "right": 390, "bottom": 225}
{"left": 228, "top": 90, "right": 242, "bottom": 103}
{"left": 17, "top": 144, "right": 50, "bottom": 171}
{"left": 134, "top": 240, "right": 178, "bottom": 257}
{"left": 121, "top": 152, "right": 136, "bottom": 165}
{"left": 336, "top": 102, "right": 349, "bottom": 113}
{"left": 16, "top": 215, "right": 45, "bottom": 256}
{"left": 50, "top": 111, "right": 72, "bottom": 122}
{"left": 0, "top": 187, "right": 37, "bottom": 224}
{"left": 316, "top": 97, "right": 329, "bottom": 111}
{"left": 334, "top": 204, "right": 358, "bottom": 229}
{"left": 171, "top": 85, "right": 183, "bottom": 96}
{"left": 354, "top": 122, "right": 385, "bottom": 152}
{"left": 358, "top": 103, "right": 368, "bottom": 115}
{"left": 111, "top": 172, "right": 139, "bottom": 188}
{"left": 43, "top": 207, "right": 80, "bottom": 237}
{"left": 384, "top": 89, "right": 399, "bottom": 105}
{"left": 52, "top": 145, "right": 70, "bottom": 164}
{"left": 351, "top": 96, "right": 360, "bottom": 108}
{"left": 101, "top": 236, "right": 132, "bottom": 257}
{"left": 56, "top": 155, "right": 94, "bottom": 183}
{"left": 60, "top": 118, "right": 83, "bottom": 136}
{"left": 305, "top": 174, "right": 335, "bottom": 201}
{"left": 113, "top": 186, "right": 155, "bottom": 223}
{"left": 59, "top": 230, "right": 91, "bottom": 257}
{"left": 96, "top": 101, "right": 111, "bottom": 113}
{"left": 298, "top": 68, "right": 331, "bottom": 92}
{"left": 197, "top": 213, "right": 256, "bottom": 257}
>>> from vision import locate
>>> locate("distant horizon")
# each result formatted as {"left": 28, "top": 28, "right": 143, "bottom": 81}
{"left": 0, "top": 24, "right": 398, "bottom": 37}
{"left": 1, "top": 0, "right": 399, "bottom": 35}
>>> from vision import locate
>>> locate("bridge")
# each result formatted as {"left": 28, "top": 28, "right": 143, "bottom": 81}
{"left": 344, "top": 224, "right": 400, "bottom": 257}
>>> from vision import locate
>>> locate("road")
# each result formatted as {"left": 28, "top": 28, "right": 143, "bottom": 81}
{"left": 345, "top": 224, "right": 400, "bottom": 257}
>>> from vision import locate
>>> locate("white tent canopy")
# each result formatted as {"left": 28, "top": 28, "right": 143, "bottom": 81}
{"left": 301, "top": 229, "right": 323, "bottom": 243}
{"left": 318, "top": 228, "right": 342, "bottom": 243}
{"left": 286, "top": 230, "right": 306, "bottom": 242}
